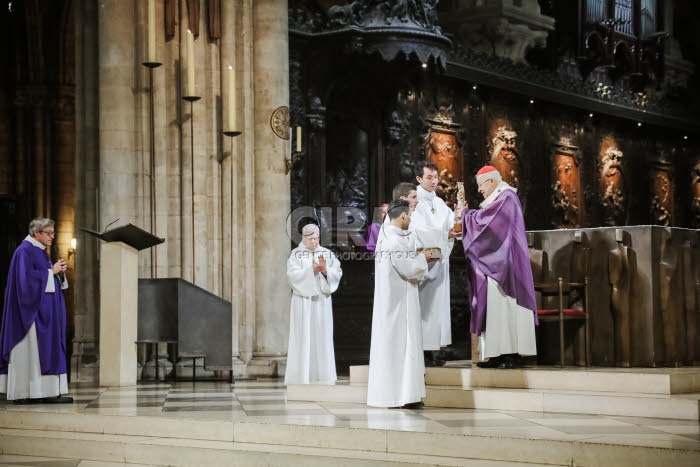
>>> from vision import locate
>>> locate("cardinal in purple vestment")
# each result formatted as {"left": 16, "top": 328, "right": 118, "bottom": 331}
{"left": 0, "top": 218, "right": 73, "bottom": 403}
{"left": 459, "top": 166, "right": 538, "bottom": 369}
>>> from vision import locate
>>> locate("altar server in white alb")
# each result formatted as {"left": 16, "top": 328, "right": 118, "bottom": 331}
{"left": 411, "top": 161, "right": 460, "bottom": 366}
{"left": 285, "top": 224, "right": 342, "bottom": 385}
{"left": 368, "top": 200, "right": 431, "bottom": 409}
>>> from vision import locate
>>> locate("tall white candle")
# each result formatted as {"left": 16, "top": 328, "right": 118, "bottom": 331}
{"left": 296, "top": 126, "right": 302, "bottom": 152}
{"left": 186, "top": 29, "right": 195, "bottom": 96}
{"left": 228, "top": 66, "right": 235, "bottom": 130}
{"left": 147, "top": 0, "right": 156, "bottom": 62}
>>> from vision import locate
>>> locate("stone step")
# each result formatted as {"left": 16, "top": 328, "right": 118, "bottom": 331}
{"left": 287, "top": 382, "right": 700, "bottom": 420}
{"left": 1, "top": 414, "right": 698, "bottom": 466}
{"left": 350, "top": 364, "right": 700, "bottom": 395}
{"left": 424, "top": 386, "right": 700, "bottom": 420}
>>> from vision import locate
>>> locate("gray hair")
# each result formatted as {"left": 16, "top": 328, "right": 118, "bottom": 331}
{"left": 28, "top": 218, "right": 55, "bottom": 236}
{"left": 476, "top": 170, "right": 502, "bottom": 185}
{"left": 301, "top": 224, "right": 319, "bottom": 236}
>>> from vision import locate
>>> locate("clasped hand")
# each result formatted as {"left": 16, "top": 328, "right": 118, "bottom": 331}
{"left": 52, "top": 259, "right": 67, "bottom": 275}
{"left": 312, "top": 255, "right": 327, "bottom": 275}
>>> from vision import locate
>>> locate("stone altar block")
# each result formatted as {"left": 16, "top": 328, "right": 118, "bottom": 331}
{"left": 530, "top": 226, "right": 699, "bottom": 367}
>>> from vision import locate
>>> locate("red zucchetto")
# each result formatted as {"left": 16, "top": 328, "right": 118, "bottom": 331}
{"left": 476, "top": 165, "right": 501, "bottom": 184}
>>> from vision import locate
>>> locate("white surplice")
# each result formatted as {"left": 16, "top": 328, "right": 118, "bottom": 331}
{"left": 367, "top": 224, "right": 428, "bottom": 408}
{"left": 284, "top": 244, "right": 342, "bottom": 385}
{"left": 477, "top": 183, "right": 537, "bottom": 360}
{"left": 411, "top": 186, "right": 454, "bottom": 350}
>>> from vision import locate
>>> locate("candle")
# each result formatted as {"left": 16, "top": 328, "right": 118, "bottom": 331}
{"left": 227, "top": 66, "right": 235, "bottom": 130}
{"left": 147, "top": 0, "right": 156, "bottom": 62}
{"left": 186, "top": 29, "right": 195, "bottom": 96}
{"left": 296, "top": 126, "right": 302, "bottom": 153}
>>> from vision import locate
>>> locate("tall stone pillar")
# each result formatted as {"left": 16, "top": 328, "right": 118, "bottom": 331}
{"left": 51, "top": 87, "right": 77, "bottom": 373}
{"left": 98, "top": 0, "right": 139, "bottom": 226}
{"left": 71, "top": 0, "right": 104, "bottom": 381}
{"left": 73, "top": 0, "right": 141, "bottom": 381}
{"left": 222, "top": 0, "right": 249, "bottom": 377}
{"left": 248, "top": 0, "right": 291, "bottom": 376}
{"left": 31, "top": 93, "right": 48, "bottom": 217}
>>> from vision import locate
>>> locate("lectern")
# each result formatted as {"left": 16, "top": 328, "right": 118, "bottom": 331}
{"left": 82, "top": 224, "right": 164, "bottom": 386}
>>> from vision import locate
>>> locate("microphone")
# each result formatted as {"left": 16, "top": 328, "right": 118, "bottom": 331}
{"left": 104, "top": 218, "right": 120, "bottom": 231}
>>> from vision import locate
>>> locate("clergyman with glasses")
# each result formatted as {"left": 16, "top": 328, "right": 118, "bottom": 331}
{"left": 284, "top": 223, "right": 343, "bottom": 385}
{"left": 0, "top": 218, "right": 73, "bottom": 404}
{"left": 459, "top": 166, "right": 538, "bottom": 369}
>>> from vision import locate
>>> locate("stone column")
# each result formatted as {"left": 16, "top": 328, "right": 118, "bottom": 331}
{"left": 72, "top": 0, "right": 100, "bottom": 382}
{"left": 222, "top": 0, "right": 248, "bottom": 377}
{"left": 12, "top": 90, "right": 27, "bottom": 195}
{"left": 247, "top": 0, "right": 291, "bottom": 377}
{"left": 98, "top": 0, "right": 139, "bottom": 226}
{"left": 31, "top": 89, "right": 48, "bottom": 217}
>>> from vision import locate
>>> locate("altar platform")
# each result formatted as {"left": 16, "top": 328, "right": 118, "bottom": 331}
{"left": 0, "top": 367, "right": 698, "bottom": 466}
{"left": 287, "top": 362, "right": 700, "bottom": 420}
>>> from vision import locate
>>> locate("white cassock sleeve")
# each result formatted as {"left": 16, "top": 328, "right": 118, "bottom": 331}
{"left": 318, "top": 253, "right": 342, "bottom": 295}
{"left": 287, "top": 252, "right": 318, "bottom": 297}
{"left": 390, "top": 248, "right": 428, "bottom": 282}
{"left": 45, "top": 270, "right": 69, "bottom": 293}
{"left": 287, "top": 249, "right": 341, "bottom": 297}
{"left": 46, "top": 270, "right": 55, "bottom": 293}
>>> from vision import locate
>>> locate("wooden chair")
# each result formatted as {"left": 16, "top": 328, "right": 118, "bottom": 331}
{"left": 533, "top": 234, "right": 591, "bottom": 367}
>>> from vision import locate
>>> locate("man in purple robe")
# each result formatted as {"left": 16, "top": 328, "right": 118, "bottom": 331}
{"left": 365, "top": 204, "right": 388, "bottom": 253}
{"left": 459, "top": 166, "right": 537, "bottom": 369}
{"left": 0, "top": 218, "right": 73, "bottom": 403}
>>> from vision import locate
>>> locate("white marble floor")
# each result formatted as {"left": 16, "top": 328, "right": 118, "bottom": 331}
{"left": 1, "top": 378, "right": 699, "bottom": 466}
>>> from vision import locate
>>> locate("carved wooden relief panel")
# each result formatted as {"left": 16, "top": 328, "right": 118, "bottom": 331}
{"left": 428, "top": 131, "right": 461, "bottom": 208}
{"left": 551, "top": 137, "right": 581, "bottom": 228}
{"left": 489, "top": 123, "right": 521, "bottom": 189}
{"left": 385, "top": 105, "right": 413, "bottom": 186}
{"left": 599, "top": 137, "right": 626, "bottom": 225}
{"left": 426, "top": 106, "right": 462, "bottom": 208}
{"left": 650, "top": 163, "right": 674, "bottom": 226}
{"left": 428, "top": 131, "right": 460, "bottom": 180}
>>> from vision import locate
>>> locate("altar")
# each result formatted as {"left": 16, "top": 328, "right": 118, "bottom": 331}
{"left": 530, "top": 225, "right": 699, "bottom": 368}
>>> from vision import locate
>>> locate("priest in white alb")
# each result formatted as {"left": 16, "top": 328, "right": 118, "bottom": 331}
{"left": 410, "top": 161, "right": 460, "bottom": 366}
{"left": 285, "top": 224, "right": 342, "bottom": 385}
{"left": 368, "top": 200, "right": 431, "bottom": 409}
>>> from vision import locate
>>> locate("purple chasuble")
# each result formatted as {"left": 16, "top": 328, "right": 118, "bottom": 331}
{"left": 365, "top": 222, "right": 381, "bottom": 253}
{"left": 461, "top": 189, "right": 537, "bottom": 335}
{"left": 0, "top": 240, "right": 67, "bottom": 375}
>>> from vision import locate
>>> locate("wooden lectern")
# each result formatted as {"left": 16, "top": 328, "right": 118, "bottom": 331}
{"left": 82, "top": 224, "right": 164, "bottom": 387}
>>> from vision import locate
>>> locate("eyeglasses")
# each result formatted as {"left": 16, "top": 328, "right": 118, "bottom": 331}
{"left": 40, "top": 230, "right": 55, "bottom": 237}
{"left": 478, "top": 179, "right": 493, "bottom": 189}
